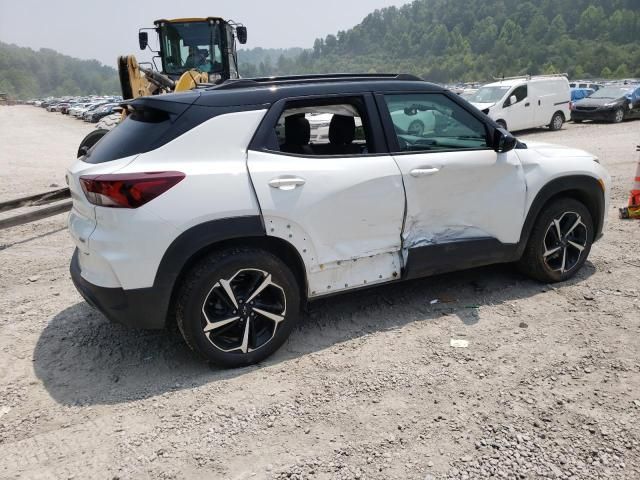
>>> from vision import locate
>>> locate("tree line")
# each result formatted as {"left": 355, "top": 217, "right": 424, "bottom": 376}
{"left": 241, "top": 0, "right": 640, "bottom": 83}
{"left": 0, "top": 42, "right": 120, "bottom": 99}
{"left": 2, "top": 0, "right": 638, "bottom": 99}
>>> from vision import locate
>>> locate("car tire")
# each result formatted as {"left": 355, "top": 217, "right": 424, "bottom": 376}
{"left": 496, "top": 120, "right": 507, "bottom": 130}
{"left": 612, "top": 108, "right": 624, "bottom": 123}
{"left": 517, "top": 198, "right": 593, "bottom": 283}
{"left": 549, "top": 112, "right": 564, "bottom": 131}
{"left": 176, "top": 247, "right": 301, "bottom": 368}
{"left": 77, "top": 129, "right": 109, "bottom": 158}
{"left": 408, "top": 120, "right": 425, "bottom": 136}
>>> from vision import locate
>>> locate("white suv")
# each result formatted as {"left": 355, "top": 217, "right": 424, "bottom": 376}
{"left": 68, "top": 74, "right": 610, "bottom": 367}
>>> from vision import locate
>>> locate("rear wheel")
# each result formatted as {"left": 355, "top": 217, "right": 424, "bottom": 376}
{"left": 518, "top": 198, "right": 593, "bottom": 283}
{"left": 549, "top": 112, "right": 564, "bottom": 131}
{"left": 176, "top": 248, "right": 301, "bottom": 368}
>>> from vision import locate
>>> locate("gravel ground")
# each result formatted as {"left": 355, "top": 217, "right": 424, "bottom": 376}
{"left": 0, "top": 105, "right": 639, "bottom": 480}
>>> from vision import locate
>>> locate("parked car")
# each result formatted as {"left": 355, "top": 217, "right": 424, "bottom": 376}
{"left": 468, "top": 75, "right": 571, "bottom": 132}
{"left": 69, "top": 103, "right": 92, "bottom": 117}
{"left": 47, "top": 102, "right": 64, "bottom": 112}
{"left": 569, "top": 88, "right": 594, "bottom": 119}
{"left": 67, "top": 74, "right": 610, "bottom": 367}
{"left": 569, "top": 81, "right": 601, "bottom": 91}
{"left": 571, "top": 84, "right": 640, "bottom": 123}
{"left": 86, "top": 103, "right": 119, "bottom": 123}
{"left": 82, "top": 103, "right": 109, "bottom": 121}
{"left": 57, "top": 103, "right": 73, "bottom": 114}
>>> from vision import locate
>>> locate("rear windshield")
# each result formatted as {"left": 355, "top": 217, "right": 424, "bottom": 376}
{"left": 83, "top": 111, "right": 177, "bottom": 164}
{"left": 83, "top": 103, "right": 263, "bottom": 164}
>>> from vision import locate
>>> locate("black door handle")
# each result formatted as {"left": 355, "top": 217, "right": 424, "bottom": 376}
{"left": 525, "top": 103, "right": 530, "bottom": 107}
{"left": 538, "top": 100, "right": 541, "bottom": 106}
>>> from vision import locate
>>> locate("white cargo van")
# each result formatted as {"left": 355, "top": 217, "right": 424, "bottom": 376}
{"left": 468, "top": 75, "right": 571, "bottom": 132}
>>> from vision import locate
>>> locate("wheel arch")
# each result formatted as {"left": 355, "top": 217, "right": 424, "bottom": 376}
{"left": 154, "top": 216, "right": 308, "bottom": 327}
{"left": 553, "top": 110, "right": 566, "bottom": 121}
{"left": 517, "top": 175, "right": 604, "bottom": 256}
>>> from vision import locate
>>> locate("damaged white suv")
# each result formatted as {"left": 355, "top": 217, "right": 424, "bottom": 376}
{"left": 67, "top": 74, "right": 610, "bottom": 367}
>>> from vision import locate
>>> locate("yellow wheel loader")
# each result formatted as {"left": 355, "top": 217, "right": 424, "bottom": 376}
{"left": 77, "top": 17, "right": 247, "bottom": 157}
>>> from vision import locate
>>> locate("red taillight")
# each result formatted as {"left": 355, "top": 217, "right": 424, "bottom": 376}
{"left": 570, "top": 102, "right": 575, "bottom": 111}
{"left": 80, "top": 171, "right": 185, "bottom": 208}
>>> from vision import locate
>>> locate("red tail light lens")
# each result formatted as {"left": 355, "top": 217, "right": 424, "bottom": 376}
{"left": 80, "top": 171, "right": 185, "bottom": 208}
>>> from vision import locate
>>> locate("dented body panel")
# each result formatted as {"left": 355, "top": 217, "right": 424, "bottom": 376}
{"left": 247, "top": 150, "right": 405, "bottom": 297}
{"left": 392, "top": 149, "right": 527, "bottom": 250}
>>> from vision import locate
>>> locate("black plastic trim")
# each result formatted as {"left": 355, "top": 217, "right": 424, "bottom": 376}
{"left": 403, "top": 239, "right": 519, "bottom": 280}
{"left": 70, "top": 249, "right": 168, "bottom": 329}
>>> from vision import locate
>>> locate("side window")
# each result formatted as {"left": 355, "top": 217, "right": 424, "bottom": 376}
{"left": 272, "top": 99, "right": 372, "bottom": 156}
{"left": 383, "top": 93, "right": 488, "bottom": 153}
{"left": 504, "top": 85, "right": 527, "bottom": 107}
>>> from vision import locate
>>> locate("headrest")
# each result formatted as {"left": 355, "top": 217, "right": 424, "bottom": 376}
{"left": 285, "top": 115, "right": 310, "bottom": 145}
{"left": 329, "top": 115, "right": 356, "bottom": 145}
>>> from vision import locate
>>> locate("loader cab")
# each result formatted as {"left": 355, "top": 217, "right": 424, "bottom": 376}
{"left": 149, "top": 17, "right": 246, "bottom": 82}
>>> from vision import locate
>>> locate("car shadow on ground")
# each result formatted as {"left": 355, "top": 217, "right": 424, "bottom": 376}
{"left": 34, "top": 262, "right": 595, "bottom": 406}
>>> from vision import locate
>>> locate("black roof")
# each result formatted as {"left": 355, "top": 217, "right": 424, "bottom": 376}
{"left": 132, "top": 74, "right": 445, "bottom": 110}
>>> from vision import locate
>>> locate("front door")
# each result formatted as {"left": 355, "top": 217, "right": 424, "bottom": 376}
{"left": 501, "top": 84, "right": 530, "bottom": 131}
{"left": 247, "top": 94, "right": 405, "bottom": 297}
{"left": 377, "top": 92, "right": 527, "bottom": 276}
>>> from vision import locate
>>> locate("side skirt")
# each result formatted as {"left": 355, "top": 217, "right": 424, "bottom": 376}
{"left": 403, "top": 238, "right": 520, "bottom": 281}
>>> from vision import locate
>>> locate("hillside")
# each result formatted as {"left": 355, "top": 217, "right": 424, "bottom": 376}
{"left": 237, "top": 47, "right": 304, "bottom": 77}
{"left": 0, "top": 42, "right": 120, "bottom": 99}
{"left": 266, "top": 0, "right": 640, "bottom": 82}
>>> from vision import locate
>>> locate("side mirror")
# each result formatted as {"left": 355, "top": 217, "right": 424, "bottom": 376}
{"left": 138, "top": 32, "right": 148, "bottom": 50}
{"left": 505, "top": 95, "right": 517, "bottom": 107}
{"left": 493, "top": 127, "right": 517, "bottom": 153}
{"left": 236, "top": 26, "right": 247, "bottom": 44}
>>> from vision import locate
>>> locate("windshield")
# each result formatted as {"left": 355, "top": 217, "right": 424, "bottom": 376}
{"left": 467, "top": 86, "right": 511, "bottom": 104}
{"left": 591, "top": 86, "right": 634, "bottom": 99}
{"left": 159, "top": 21, "right": 224, "bottom": 75}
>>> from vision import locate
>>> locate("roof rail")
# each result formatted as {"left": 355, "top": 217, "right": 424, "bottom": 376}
{"left": 492, "top": 73, "right": 569, "bottom": 81}
{"left": 210, "top": 73, "right": 423, "bottom": 90}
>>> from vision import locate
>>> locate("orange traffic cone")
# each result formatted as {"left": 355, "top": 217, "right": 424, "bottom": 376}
{"left": 619, "top": 145, "right": 640, "bottom": 219}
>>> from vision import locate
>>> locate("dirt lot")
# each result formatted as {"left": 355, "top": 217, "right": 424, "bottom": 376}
{"left": 0, "top": 105, "right": 639, "bottom": 480}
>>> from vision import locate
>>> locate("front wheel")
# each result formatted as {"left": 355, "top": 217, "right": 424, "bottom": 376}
{"left": 549, "top": 112, "right": 564, "bottom": 131}
{"left": 612, "top": 108, "right": 624, "bottom": 123}
{"left": 517, "top": 198, "right": 593, "bottom": 283}
{"left": 176, "top": 248, "right": 301, "bottom": 368}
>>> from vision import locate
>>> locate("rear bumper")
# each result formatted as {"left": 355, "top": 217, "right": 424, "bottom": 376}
{"left": 70, "top": 249, "right": 168, "bottom": 329}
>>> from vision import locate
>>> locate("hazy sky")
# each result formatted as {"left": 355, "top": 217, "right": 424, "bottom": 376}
{"left": 0, "top": 0, "right": 410, "bottom": 66}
